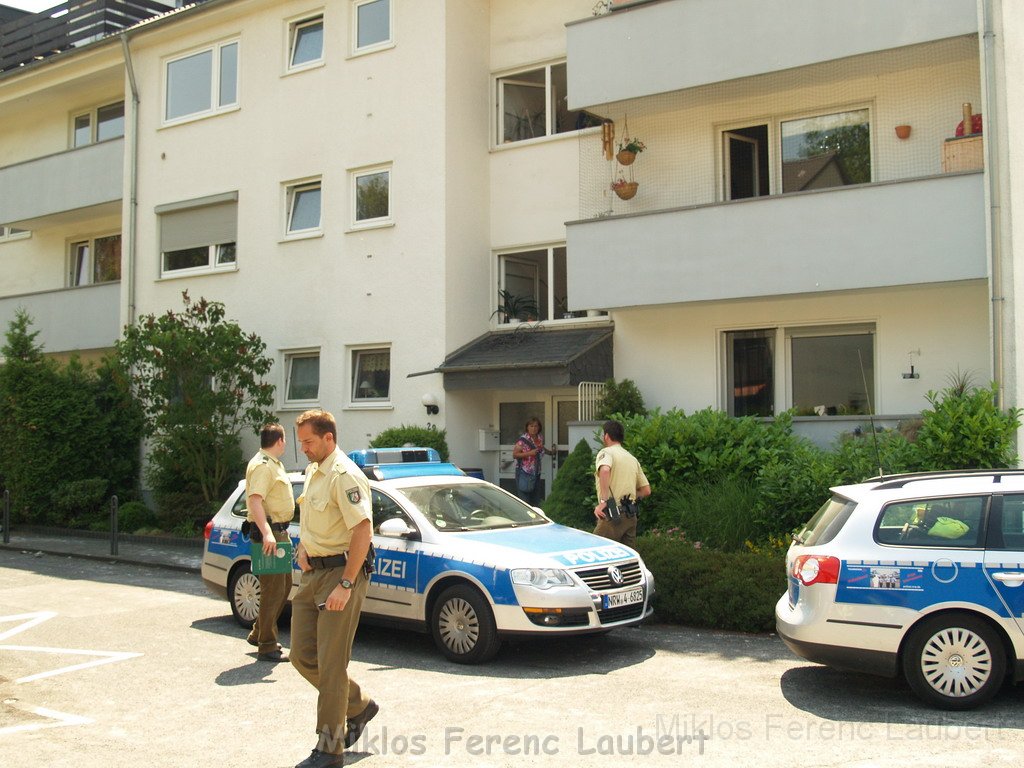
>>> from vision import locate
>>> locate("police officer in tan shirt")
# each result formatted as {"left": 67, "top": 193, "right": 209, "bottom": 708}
{"left": 245, "top": 423, "right": 294, "bottom": 661}
{"left": 593, "top": 419, "right": 651, "bottom": 547}
{"left": 290, "top": 410, "right": 378, "bottom": 768}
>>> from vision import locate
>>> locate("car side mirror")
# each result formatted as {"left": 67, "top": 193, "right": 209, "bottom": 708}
{"left": 378, "top": 517, "right": 419, "bottom": 540}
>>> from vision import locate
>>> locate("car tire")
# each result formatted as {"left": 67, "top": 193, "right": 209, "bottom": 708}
{"left": 902, "top": 612, "right": 1006, "bottom": 710}
{"left": 430, "top": 584, "right": 501, "bottom": 664}
{"left": 228, "top": 562, "right": 260, "bottom": 628}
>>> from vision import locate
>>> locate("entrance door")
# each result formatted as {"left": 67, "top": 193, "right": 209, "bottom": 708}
{"left": 550, "top": 396, "right": 578, "bottom": 484}
{"left": 498, "top": 400, "right": 546, "bottom": 497}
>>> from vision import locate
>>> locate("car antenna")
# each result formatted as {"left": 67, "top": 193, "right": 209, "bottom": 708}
{"left": 858, "top": 348, "right": 883, "bottom": 478}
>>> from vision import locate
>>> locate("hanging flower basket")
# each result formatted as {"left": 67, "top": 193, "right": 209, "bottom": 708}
{"left": 612, "top": 181, "right": 639, "bottom": 200}
{"left": 616, "top": 149, "right": 637, "bottom": 166}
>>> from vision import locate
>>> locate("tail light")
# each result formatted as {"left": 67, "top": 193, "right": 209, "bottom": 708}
{"left": 203, "top": 520, "right": 214, "bottom": 541}
{"left": 792, "top": 555, "right": 840, "bottom": 586}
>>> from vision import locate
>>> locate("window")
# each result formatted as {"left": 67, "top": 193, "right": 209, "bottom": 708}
{"left": 72, "top": 101, "right": 124, "bottom": 147}
{"left": 723, "top": 324, "right": 874, "bottom": 417}
{"left": 285, "top": 179, "right": 322, "bottom": 236}
{"left": 496, "top": 246, "right": 597, "bottom": 323}
{"left": 68, "top": 234, "right": 121, "bottom": 286}
{"left": 353, "top": 167, "right": 391, "bottom": 226}
{"left": 992, "top": 495, "right": 1024, "bottom": 550}
{"left": 496, "top": 62, "right": 601, "bottom": 145}
{"left": 353, "top": 0, "right": 391, "bottom": 52}
{"left": 351, "top": 347, "right": 390, "bottom": 402}
{"left": 875, "top": 497, "right": 986, "bottom": 548}
{"left": 285, "top": 351, "right": 320, "bottom": 404}
{"left": 289, "top": 15, "right": 324, "bottom": 70}
{"left": 157, "top": 192, "right": 238, "bottom": 276}
{"left": 0, "top": 226, "right": 30, "bottom": 243}
{"left": 164, "top": 40, "right": 239, "bottom": 123}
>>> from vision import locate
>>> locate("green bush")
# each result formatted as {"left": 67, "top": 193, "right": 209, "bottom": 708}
{"left": 598, "top": 378, "right": 647, "bottom": 419}
{"left": 51, "top": 478, "right": 109, "bottom": 529}
{"left": 654, "top": 477, "right": 763, "bottom": 551}
{"left": 915, "top": 380, "right": 1021, "bottom": 469}
{"left": 544, "top": 439, "right": 598, "bottom": 529}
{"left": 371, "top": 425, "right": 449, "bottom": 462}
{"left": 117, "top": 500, "right": 158, "bottom": 533}
{"left": 636, "top": 533, "right": 785, "bottom": 632}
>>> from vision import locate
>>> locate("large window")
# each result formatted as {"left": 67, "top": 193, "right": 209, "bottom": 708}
{"left": 496, "top": 246, "right": 594, "bottom": 324}
{"left": 353, "top": 0, "right": 391, "bottom": 53}
{"left": 496, "top": 62, "right": 601, "bottom": 145}
{"left": 285, "top": 179, "right": 322, "bottom": 236}
{"left": 288, "top": 14, "right": 324, "bottom": 70}
{"left": 164, "top": 40, "right": 239, "bottom": 123}
{"left": 72, "top": 101, "right": 124, "bottom": 147}
{"left": 353, "top": 166, "right": 391, "bottom": 227}
{"left": 724, "top": 325, "right": 874, "bottom": 417}
{"left": 68, "top": 234, "right": 121, "bottom": 286}
{"left": 351, "top": 347, "right": 391, "bottom": 403}
{"left": 157, "top": 192, "right": 238, "bottom": 277}
{"left": 284, "top": 351, "right": 320, "bottom": 405}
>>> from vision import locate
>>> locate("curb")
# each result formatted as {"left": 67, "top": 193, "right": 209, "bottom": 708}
{"left": 0, "top": 542, "right": 201, "bottom": 574}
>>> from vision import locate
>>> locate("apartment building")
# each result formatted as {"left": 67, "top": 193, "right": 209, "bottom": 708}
{"left": 2, "top": 0, "right": 1023, "bottom": 491}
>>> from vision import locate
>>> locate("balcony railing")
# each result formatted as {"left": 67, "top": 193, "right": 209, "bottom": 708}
{"left": 0, "top": 282, "right": 120, "bottom": 354}
{"left": 0, "top": 0, "right": 187, "bottom": 73}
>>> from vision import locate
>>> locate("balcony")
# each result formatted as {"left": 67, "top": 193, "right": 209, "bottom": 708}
{"left": 0, "top": 0, "right": 181, "bottom": 73}
{"left": 0, "top": 138, "right": 123, "bottom": 228}
{"left": 0, "top": 282, "right": 120, "bottom": 354}
{"left": 566, "top": 171, "right": 986, "bottom": 310}
{"left": 566, "top": 0, "right": 978, "bottom": 109}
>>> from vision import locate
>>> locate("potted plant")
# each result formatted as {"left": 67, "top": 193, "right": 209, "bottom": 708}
{"left": 612, "top": 176, "right": 639, "bottom": 200}
{"left": 492, "top": 289, "right": 539, "bottom": 324}
{"left": 616, "top": 136, "right": 646, "bottom": 165}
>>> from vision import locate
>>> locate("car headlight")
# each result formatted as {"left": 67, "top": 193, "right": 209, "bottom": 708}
{"left": 510, "top": 568, "right": 574, "bottom": 589}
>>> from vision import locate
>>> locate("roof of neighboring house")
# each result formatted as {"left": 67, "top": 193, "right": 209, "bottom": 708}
{"left": 781, "top": 151, "right": 849, "bottom": 192}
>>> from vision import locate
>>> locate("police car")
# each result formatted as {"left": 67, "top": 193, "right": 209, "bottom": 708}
{"left": 776, "top": 469, "right": 1024, "bottom": 709}
{"left": 202, "top": 448, "right": 654, "bottom": 663}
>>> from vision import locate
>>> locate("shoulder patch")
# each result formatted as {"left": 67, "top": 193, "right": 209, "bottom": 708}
{"left": 346, "top": 488, "right": 362, "bottom": 505}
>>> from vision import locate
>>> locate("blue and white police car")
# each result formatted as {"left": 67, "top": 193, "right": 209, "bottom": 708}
{"left": 776, "top": 469, "right": 1024, "bottom": 709}
{"left": 202, "top": 448, "right": 654, "bottom": 663}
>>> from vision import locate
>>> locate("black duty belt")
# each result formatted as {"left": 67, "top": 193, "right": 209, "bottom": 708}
{"left": 307, "top": 553, "right": 348, "bottom": 570}
{"left": 268, "top": 521, "right": 290, "bottom": 532}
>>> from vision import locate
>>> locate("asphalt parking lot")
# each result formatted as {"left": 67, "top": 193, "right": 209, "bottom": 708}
{"left": 1, "top": 548, "right": 1023, "bottom": 768}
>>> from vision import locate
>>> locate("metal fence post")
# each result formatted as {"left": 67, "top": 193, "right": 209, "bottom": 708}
{"left": 3, "top": 489, "right": 9, "bottom": 545}
{"left": 110, "top": 495, "right": 119, "bottom": 556}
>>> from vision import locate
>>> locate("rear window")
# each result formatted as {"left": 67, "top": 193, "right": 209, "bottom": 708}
{"left": 875, "top": 496, "right": 987, "bottom": 548}
{"left": 793, "top": 495, "right": 857, "bottom": 546}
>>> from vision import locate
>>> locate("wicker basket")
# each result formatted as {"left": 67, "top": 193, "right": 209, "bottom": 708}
{"left": 616, "top": 149, "right": 637, "bottom": 166}
{"left": 613, "top": 181, "right": 638, "bottom": 200}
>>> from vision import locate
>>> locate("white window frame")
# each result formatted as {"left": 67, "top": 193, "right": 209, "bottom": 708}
{"left": 286, "top": 12, "right": 325, "bottom": 73}
{"left": 67, "top": 232, "right": 122, "bottom": 287}
{"left": 495, "top": 244, "right": 597, "bottom": 324}
{"left": 352, "top": 0, "right": 393, "bottom": 56}
{"left": 0, "top": 226, "right": 31, "bottom": 243}
{"left": 282, "top": 349, "right": 321, "bottom": 408}
{"left": 162, "top": 38, "right": 240, "bottom": 126}
{"left": 283, "top": 177, "right": 323, "bottom": 239}
{"left": 493, "top": 61, "right": 598, "bottom": 147}
{"left": 160, "top": 243, "right": 237, "bottom": 278}
{"left": 349, "top": 345, "right": 392, "bottom": 407}
{"left": 70, "top": 100, "right": 125, "bottom": 148}
{"left": 350, "top": 165, "right": 392, "bottom": 229}
{"left": 785, "top": 323, "right": 876, "bottom": 415}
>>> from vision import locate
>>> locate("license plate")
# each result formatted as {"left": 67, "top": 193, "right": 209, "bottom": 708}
{"left": 603, "top": 587, "right": 644, "bottom": 609}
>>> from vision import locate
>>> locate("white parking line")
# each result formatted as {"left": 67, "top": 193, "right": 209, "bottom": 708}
{"left": 0, "top": 611, "right": 57, "bottom": 642}
{"left": 1, "top": 645, "right": 143, "bottom": 684}
{"left": 0, "top": 704, "right": 92, "bottom": 735}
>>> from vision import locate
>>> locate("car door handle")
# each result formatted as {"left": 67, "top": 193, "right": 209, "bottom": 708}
{"left": 992, "top": 572, "right": 1024, "bottom": 587}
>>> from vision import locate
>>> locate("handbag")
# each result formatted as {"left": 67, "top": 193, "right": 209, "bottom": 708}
{"left": 515, "top": 465, "right": 537, "bottom": 493}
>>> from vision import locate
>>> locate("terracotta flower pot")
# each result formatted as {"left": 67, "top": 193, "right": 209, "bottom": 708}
{"left": 616, "top": 149, "right": 637, "bottom": 166}
{"left": 613, "top": 181, "right": 638, "bottom": 200}
{"left": 895, "top": 125, "right": 911, "bottom": 140}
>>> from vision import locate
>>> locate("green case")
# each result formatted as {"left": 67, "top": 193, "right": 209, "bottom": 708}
{"left": 250, "top": 538, "right": 294, "bottom": 575}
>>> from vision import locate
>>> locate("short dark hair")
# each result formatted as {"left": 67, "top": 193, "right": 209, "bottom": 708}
{"left": 295, "top": 409, "right": 337, "bottom": 441}
{"left": 603, "top": 419, "right": 624, "bottom": 443}
{"left": 525, "top": 417, "right": 543, "bottom": 433}
{"left": 260, "top": 423, "right": 285, "bottom": 448}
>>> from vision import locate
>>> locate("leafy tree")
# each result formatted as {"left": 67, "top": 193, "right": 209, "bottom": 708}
{"left": 915, "top": 379, "right": 1021, "bottom": 469}
{"left": 543, "top": 439, "right": 599, "bottom": 530}
{"left": 597, "top": 378, "right": 647, "bottom": 420}
{"left": 370, "top": 425, "right": 449, "bottom": 462}
{"left": 116, "top": 292, "right": 275, "bottom": 521}
{"left": 799, "top": 123, "right": 871, "bottom": 184}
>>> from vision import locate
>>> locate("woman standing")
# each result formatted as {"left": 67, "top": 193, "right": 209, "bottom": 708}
{"left": 512, "top": 417, "right": 552, "bottom": 505}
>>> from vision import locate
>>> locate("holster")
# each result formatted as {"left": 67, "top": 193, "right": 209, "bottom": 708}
{"left": 363, "top": 543, "right": 376, "bottom": 577}
{"left": 620, "top": 495, "right": 639, "bottom": 518}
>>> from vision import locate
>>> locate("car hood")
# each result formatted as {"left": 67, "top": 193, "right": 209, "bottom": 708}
{"left": 442, "top": 523, "right": 639, "bottom": 569}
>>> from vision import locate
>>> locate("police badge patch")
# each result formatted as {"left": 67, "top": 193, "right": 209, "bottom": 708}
{"left": 346, "top": 488, "right": 362, "bottom": 505}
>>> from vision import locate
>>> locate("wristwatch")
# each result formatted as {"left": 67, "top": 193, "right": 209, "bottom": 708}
{"left": 340, "top": 578, "right": 353, "bottom": 590}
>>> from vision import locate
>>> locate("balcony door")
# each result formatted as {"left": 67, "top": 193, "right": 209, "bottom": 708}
{"left": 723, "top": 125, "right": 769, "bottom": 200}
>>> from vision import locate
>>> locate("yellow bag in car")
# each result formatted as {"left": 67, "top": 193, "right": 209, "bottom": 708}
{"left": 927, "top": 516, "right": 970, "bottom": 539}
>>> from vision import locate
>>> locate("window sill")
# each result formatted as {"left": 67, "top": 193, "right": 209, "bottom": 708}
{"left": 283, "top": 60, "right": 325, "bottom": 77}
{"left": 159, "top": 104, "right": 241, "bottom": 130}
{"left": 279, "top": 402, "right": 320, "bottom": 412}
{"left": 280, "top": 231, "right": 324, "bottom": 244}
{"left": 348, "top": 41, "right": 395, "bottom": 59}
{"left": 492, "top": 124, "right": 602, "bottom": 153}
{"left": 344, "top": 403, "right": 394, "bottom": 411}
{"left": 346, "top": 220, "right": 394, "bottom": 234}
{"left": 157, "top": 265, "right": 238, "bottom": 281}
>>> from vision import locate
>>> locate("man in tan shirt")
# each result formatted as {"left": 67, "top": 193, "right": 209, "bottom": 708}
{"left": 593, "top": 419, "right": 651, "bottom": 547}
{"left": 290, "top": 410, "right": 378, "bottom": 768}
{"left": 245, "top": 423, "right": 294, "bottom": 661}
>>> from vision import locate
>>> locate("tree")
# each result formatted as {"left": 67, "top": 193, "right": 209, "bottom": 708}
{"left": 116, "top": 292, "right": 276, "bottom": 520}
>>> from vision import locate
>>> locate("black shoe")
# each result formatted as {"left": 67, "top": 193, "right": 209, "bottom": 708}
{"left": 345, "top": 699, "right": 379, "bottom": 748}
{"left": 295, "top": 749, "right": 344, "bottom": 768}
{"left": 257, "top": 649, "right": 289, "bottom": 662}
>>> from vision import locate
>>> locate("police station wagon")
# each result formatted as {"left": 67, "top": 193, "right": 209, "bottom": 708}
{"left": 202, "top": 448, "right": 655, "bottom": 663}
{"left": 776, "top": 469, "right": 1024, "bottom": 709}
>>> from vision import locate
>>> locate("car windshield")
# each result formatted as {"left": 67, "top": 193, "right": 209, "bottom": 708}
{"left": 397, "top": 482, "right": 548, "bottom": 532}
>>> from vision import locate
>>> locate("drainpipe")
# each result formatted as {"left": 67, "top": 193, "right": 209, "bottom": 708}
{"left": 120, "top": 32, "right": 140, "bottom": 324}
